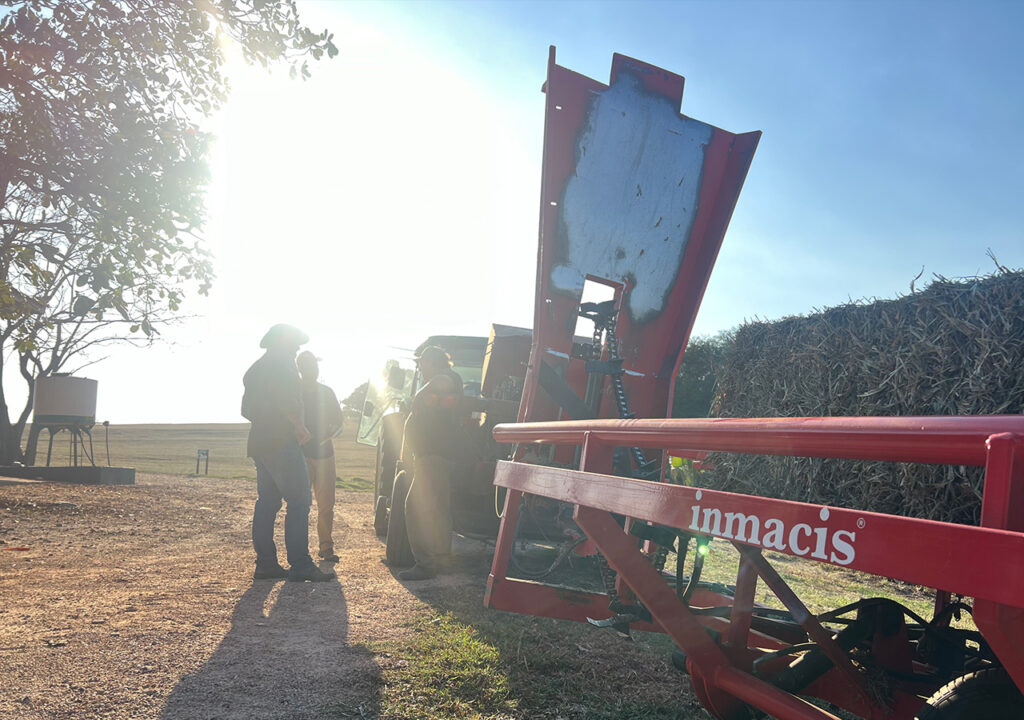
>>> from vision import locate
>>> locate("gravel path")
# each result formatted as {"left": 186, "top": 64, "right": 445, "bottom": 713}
{"left": 0, "top": 474, "right": 434, "bottom": 719}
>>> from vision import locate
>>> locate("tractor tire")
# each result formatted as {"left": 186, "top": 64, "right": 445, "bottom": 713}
{"left": 372, "top": 438, "right": 382, "bottom": 504}
{"left": 373, "top": 495, "right": 389, "bottom": 538}
{"left": 385, "top": 470, "right": 415, "bottom": 568}
{"left": 373, "top": 419, "right": 402, "bottom": 536}
{"left": 916, "top": 667, "right": 1024, "bottom": 719}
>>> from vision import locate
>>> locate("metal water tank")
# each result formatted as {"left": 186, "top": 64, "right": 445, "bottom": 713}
{"left": 33, "top": 375, "right": 98, "bottom": 426}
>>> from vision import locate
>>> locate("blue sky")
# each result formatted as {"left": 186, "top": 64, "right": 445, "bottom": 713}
{"left": 13, "top": 0, "right": 1023, "bottom": 424}
{"left": 360, "top": 0, "right": 1024, "bottom": 329}
{"left": 303, "top": 0, "right": 1024, "bottom": 333}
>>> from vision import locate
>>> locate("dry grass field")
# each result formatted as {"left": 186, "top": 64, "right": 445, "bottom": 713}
{"left": 0, "top": 424, "right": 946, "bottom": 719}
{"left": 90, "top": 421, "right": 375, "bottom": 486}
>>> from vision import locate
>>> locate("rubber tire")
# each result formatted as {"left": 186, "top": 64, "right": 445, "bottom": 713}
{"left": 373, "top": 495, "right": 389, "bottom": 538}
{"left": 917, "top": 667, "right": 1024, "bottom": 719}
{"left": 372, "top": 437, "right": 383, "bottom": 505}
{"left": 385, "top": 470, "right": 415, "bottom": 568}
{"left": 373, "top": 419, "right": 401, "bottom": 536}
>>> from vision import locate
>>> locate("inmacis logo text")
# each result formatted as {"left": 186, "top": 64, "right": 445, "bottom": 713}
{"left": 688, "top": 490, "right": 857, "bottom": 566}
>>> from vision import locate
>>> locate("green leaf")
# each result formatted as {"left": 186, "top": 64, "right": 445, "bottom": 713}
{"left": 38, "top": 243, "right": 60, "bottom": 262}
{"left": 1, "top": 0, "right": 331, "bottom": 378}
{"left": 72, "top": 295, "right": 96, "bottom": 316}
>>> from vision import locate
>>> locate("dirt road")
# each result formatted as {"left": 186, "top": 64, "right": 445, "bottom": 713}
{"left": 1, "top": 466, "right": 702, "bottom": 720}
{"left": 0, "top": 474, "right": 454, "bottom": 719}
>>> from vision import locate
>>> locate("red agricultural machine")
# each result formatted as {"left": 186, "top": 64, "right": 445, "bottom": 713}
{"left": 483, "top": 49, "right": 1024, "bottom": 718}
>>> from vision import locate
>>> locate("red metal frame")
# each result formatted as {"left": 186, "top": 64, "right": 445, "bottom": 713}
{"left": 486, "top": 416, "right": 1024, "bottom": 719}
{"left": 519, "top": 48, "right": 759, "bottom": 430}
{"left": 485, "top": 48, "right": 1024, "bottom": 719}
{"left": 499, "top": 45, "right": 761, "bottom": 591}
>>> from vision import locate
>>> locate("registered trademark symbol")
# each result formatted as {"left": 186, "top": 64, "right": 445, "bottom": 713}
{"left": 857, "top": 518, "right": 866, "bottom": 529}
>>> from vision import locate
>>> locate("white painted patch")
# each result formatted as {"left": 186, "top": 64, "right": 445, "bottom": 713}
{"left": 544, "top": 349, "right": 570, "bottom": 359}
{"left": 552, "top": 72, "right": 714, "bottom": 323}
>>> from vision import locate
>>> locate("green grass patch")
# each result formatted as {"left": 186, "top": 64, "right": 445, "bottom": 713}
{"left": 367, "top": 586, "right": 703, "bottom": 720}
{"left": 364, "top": 541, "right": 957, "bottom": 720}
{"left": 691, "top": 538, "right": 937, "bottom": 620}
{"left": 338, "top": 476, "right": 374, "bottom": 492}
{"left": 371, "top": 613, "right": 516, "bottom": 719}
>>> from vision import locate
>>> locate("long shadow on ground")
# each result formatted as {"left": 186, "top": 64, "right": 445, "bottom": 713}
{"left": 161, "top": 572, "right": 379, "bottom": 720}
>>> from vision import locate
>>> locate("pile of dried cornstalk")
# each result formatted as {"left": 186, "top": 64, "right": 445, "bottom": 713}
{"left": 702, "top": 269, "right": 1024, "bottom": 525}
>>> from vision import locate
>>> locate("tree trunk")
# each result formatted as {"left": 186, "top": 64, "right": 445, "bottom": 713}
{"left": 0, "top": 343, "right": 24, "bottom": 465}
{"left": 15, "top": 366, "right": 37, "bottom": 465}
{"left": 0, "top": 424, "right": 24, "bottom": 465}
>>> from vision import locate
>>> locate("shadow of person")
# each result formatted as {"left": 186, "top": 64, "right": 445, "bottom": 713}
{"left": 161, "top": 574, "right": 379, "bottom": 720}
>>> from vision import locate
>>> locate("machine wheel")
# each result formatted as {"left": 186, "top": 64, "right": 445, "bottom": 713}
{"left": 373, "top": 495, "right": 389, "bottom": 538}
{"left": 373, "top": 418, "right": 402, "bottom": 536}
{"left": 385, "top": 470, "right": 415, "bottom": 568}
{"left": 917, "top": 667, "right": 1024, "bottom": 719}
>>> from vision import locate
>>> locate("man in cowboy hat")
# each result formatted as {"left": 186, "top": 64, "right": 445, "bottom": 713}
{"left": 242, "top": 323, "right": 334, "bottom": 582}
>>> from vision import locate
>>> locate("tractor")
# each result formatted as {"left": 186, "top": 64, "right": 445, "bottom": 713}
{"left": 357, "top": 327, "right": 533, "bottom": 564}
{"left": 358, "top": 333, "right": 489, "bottom": 535}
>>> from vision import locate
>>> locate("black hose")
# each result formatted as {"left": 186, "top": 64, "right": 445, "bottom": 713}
{"left": 683, "top": 539, "right": 707, "bottom": 603}
{"left": 674, "top": 533, "right": 708, "bottom": 604}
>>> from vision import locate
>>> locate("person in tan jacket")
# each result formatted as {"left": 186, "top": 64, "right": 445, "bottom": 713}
{"left": 296, "top": 351, "right": 344, "bottom": 562}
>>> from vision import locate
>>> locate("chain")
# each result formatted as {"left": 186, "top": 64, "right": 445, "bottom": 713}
{"left": 597, "top": 553, "right": 623, "bottom": 611}
{"left": 603, "top": 322, "right": 650, "bottom": 471}
{"left": 585, "top": 304, "right": 675, "bottom": 621}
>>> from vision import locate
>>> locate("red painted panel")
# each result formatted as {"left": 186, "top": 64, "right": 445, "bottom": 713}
{"left": 493, "top": 460, "right": 1024, "bottom": 608}
{"left": 975, "top": 434, "right": 1024, "bottom": 692}
{"left": 519, "top": 48, "right": 760, "bottom": 438}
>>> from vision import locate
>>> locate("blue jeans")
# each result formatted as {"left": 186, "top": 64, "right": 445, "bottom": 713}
{"left": 252, "top": 442, "right": 315, "bottom": 571}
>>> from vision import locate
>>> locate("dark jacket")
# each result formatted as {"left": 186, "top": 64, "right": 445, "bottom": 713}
{"left": 404, "top": 367, "right": 465, "bottom": 460}
{"left": 242, "top": 350, "right": 303, "bottom": 460}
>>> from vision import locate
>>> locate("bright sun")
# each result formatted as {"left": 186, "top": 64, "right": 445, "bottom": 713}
{"left": 201, "top": 14, "right": 538, "bottom": 403}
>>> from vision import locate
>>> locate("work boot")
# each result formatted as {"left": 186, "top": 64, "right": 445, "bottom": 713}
{"left": 288, "top": 565, "right": 336, "bottom": 582}
{"left": 253, "top": 564, "right": 289, "bottom": 580}
{"left": 319, "top": 549, "right": 340, "bottom": 563}
{"left": 398, "top": 564, "right": 436, "bottom": 581}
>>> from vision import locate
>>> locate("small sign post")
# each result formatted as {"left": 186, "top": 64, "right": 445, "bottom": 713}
{"left": 196, "top": 449, "right": 210, "bottom": 475}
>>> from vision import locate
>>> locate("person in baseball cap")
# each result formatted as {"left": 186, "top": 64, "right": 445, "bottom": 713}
{"left": 396, "top": 345, "right": 464, "bottom": 581}
{"left": 296, "top": 350, "right": 344, "bottom": 563}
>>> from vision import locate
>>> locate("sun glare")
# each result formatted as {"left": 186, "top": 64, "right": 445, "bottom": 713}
{"left": 200, "top": 12, "right": 538, "bottom": 408}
